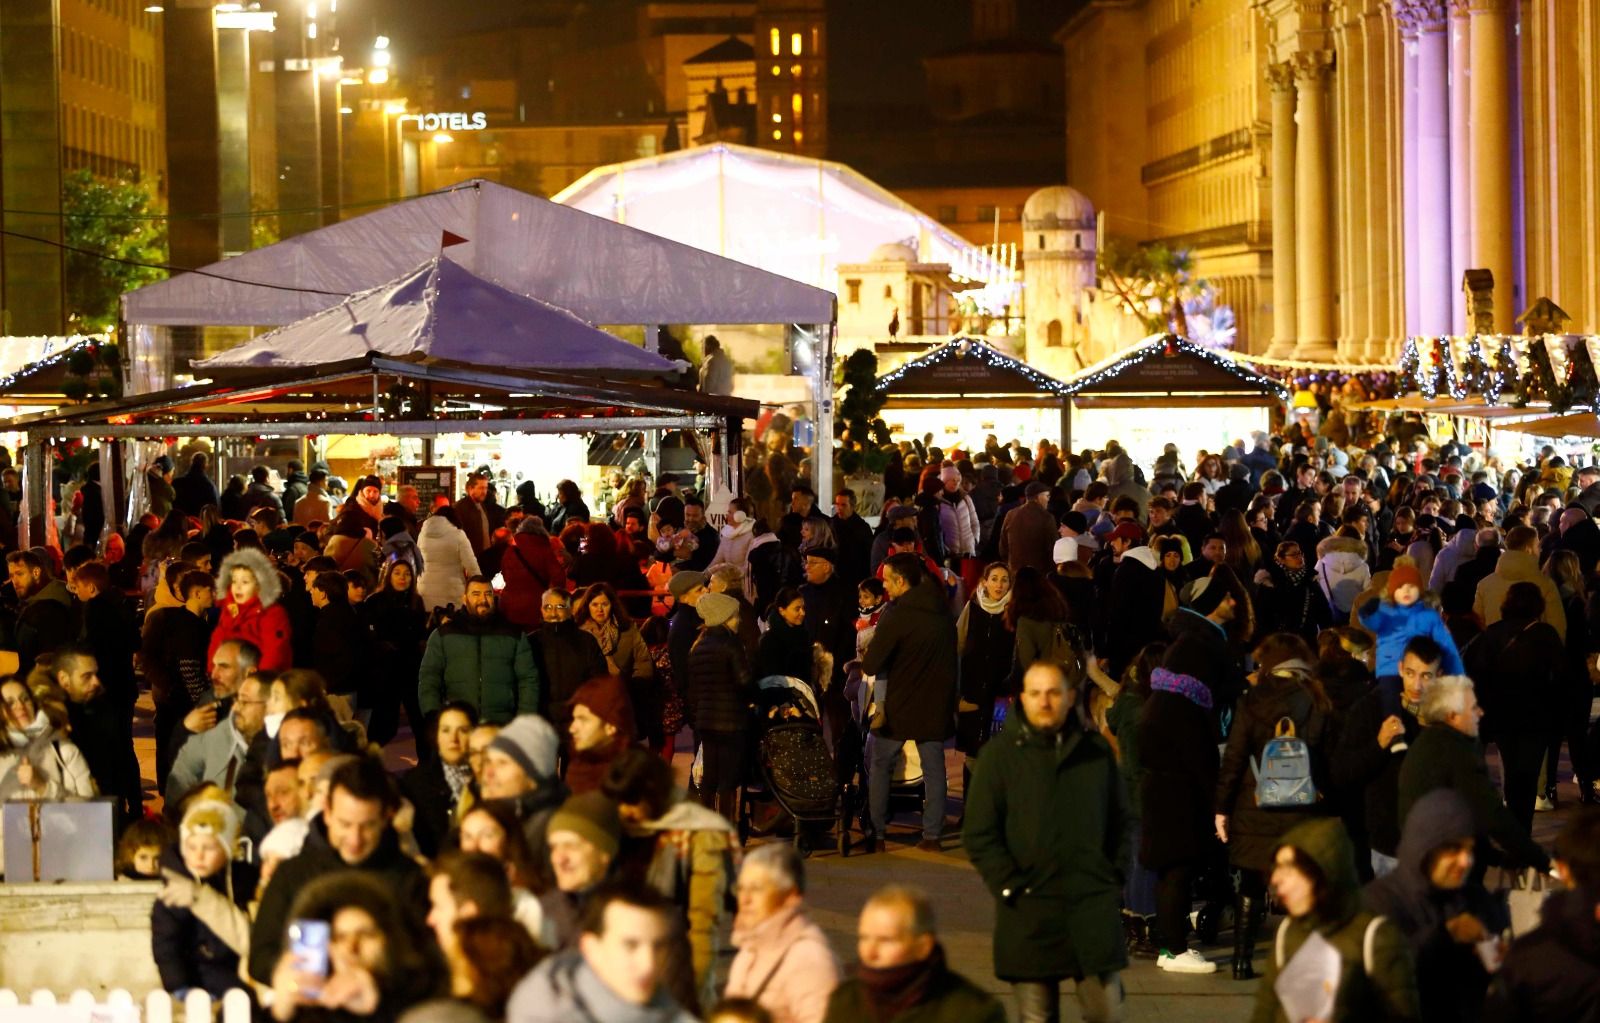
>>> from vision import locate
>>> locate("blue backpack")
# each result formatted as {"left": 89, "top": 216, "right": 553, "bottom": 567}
{"left": 1252, "top": 717, "right": 1317, "bottom": 808}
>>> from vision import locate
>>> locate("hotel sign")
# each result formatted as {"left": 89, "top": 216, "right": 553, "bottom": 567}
{"left": 399, "top": 111, "right": 487, "bottom": 132}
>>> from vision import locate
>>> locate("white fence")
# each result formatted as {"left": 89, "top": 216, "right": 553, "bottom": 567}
{"left": 0, "top": 988, "right": 251, "bottom": 1021}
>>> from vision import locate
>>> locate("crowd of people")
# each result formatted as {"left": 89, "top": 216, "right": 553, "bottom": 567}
{"left": 0, "top": 419, "right": 1597, "bottom": 1023}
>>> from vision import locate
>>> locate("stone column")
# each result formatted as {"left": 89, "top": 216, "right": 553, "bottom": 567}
{"left": 0, "top": 0, "right": 66, "bottom": 334}
{"left": 1364, "top": 4, "right": 1401, "bottom": 356}
{"left": 1293, "top": 51, "right": 1338, "bottom": 361}
{"left": 1268, "top": 62, "right": 1299, "bottom": 358}
{"left": 1464, "top": 0, "right": 1516, "bottom": 332}
{"left": 1448, "top": 2, "right": 1471, "bottom": 333}
{"left": 1339, "top": 12, "right": 1369, "bottom": 357}
{"left": 1399, "top": 2, "right": 1453, "bottom": 332}
{"left": 1400, "top": 6, "right": 1421, "bottom": 336}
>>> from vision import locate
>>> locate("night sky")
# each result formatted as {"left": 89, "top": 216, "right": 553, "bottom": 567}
{"left": 382, "top": 0, "right": 1071, "bottom": 107}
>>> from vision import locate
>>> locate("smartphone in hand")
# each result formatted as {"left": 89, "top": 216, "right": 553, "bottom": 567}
{"left": 287, "top": 919, "right": 331, "bottom": 999}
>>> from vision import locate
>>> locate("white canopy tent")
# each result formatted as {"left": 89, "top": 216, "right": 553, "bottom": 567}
{"left": 194, "top": 257, "right": 683, "bottom": 377}
{"left": 554, "top": 143, "right": 1008, "bottom": 291}
{"left": 119, "top": 177, "right": 840, "bottom": 498}
{"left": 123, "top": 178, "right": 834, "bottom": 330}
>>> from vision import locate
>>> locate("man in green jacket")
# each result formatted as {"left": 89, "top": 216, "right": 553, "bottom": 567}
{"left": 1397, "top": 675, "right": 1551, "bottom": 873}
{"left": 963, "top": 660, "right": 1132, "bottom": 1023}
{"left": 418, "top": 576, "right": 541, "bottom": 726}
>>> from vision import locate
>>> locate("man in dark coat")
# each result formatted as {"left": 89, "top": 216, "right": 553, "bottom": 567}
{"left": 454, "top": 472, "right": 493, "bottom": 556}
{"left": 1334, "top": 635, "right": 1441, "bottom": 875}
{"left": 4, "top": 550, "right": 74, "bottom": 676}
{"left": 1100, "top": 537, "right": 1166, "bottom": 679}
{"left": 529, "top": 587, "right": 609, "bottom": 723}
{"left": 964, "top": 660, "right": 1130, "bottom": 1022}
{"left": 999, "top": 481, "right": 1057, "bottom": 577}
{"left": 248, "top": 758, "right": 427, "bottom": 984}
{"left": 798, "top": 548, "right": 855, "bottom": 695}
{"left": 860, "top": 554, "right": 957, "bottom": 852}
{"left": 821, "top": 886, "right": 1006, "bottom": 1023}
{"left": 664, "top": 570, "right": 708, "bottom": 713}
{"left": 57, "top": 646, "right": 142, "bottom": 821}
{"left": 829, "top": 488, "right": 875, "bottom": 587}
{"left": 420, "top": 578, "right": 542, "bottom": 725}
{"left": 1398, "top": 675, "right": 1550, "bottom": 873}
{"left": 1213, "top": 462, "right": 1255, "bottom": 520}
{"left": 172, "top": 452, "right": 220, "bottom": 516}
{"left": 278, "top": 459, "right": 310, "bottom": 516}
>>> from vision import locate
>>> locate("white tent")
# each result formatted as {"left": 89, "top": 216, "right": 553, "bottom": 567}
{"left": 554, "top": 143, "right": 1007, "bottom": 291}
{"left": 193, "top": 257, "right": 682, "bottom": 377}
{"left": 122, "top": 178, "right": 836, "bottom": 328}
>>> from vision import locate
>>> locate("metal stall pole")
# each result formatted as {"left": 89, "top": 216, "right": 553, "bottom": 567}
{"left": 811, "top": 321, "right": 836, "bottom": 503}
{"left": 19, "top": 436, "right": 48, "bottom": 551}
{"left": 642, "top": 325, "right": 662, "bottom": 482}
{"left": 1060, "top": 398, "right": 1073, "bottom": 455}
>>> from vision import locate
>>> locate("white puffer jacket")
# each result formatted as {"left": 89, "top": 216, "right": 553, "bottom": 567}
{"left": 417, "top": 514, "right": 482, "bottom": 612}
{"left": 1315, "top": 535, "right": 1372, "bottom": 616}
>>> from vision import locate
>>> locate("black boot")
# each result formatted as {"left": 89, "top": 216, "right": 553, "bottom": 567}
{"left": 1232, "top": 894, "right": 1262, "bottom": 980}
{"left": 1194, "top": 899, "right": 1228, "bottom": 945}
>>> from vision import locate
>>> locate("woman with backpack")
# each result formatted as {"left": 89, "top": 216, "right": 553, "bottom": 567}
{"left": 1214, "top": 632, "right": 1333, "bottom": 981}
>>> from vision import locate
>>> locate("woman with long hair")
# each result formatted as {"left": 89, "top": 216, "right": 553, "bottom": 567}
{"left": 572, "top": 520, "right": 622, "bottom": 588}
{"left": 956, "top": 562, "right": 1015, "bottom": 761}
{"left": 573, "top": 581, "right": 658, "bottom": 750}
{"left": 1214, "top": 632, "right": 1333, "bottom": 980}
{"left": 1004, "top": 565, "right": 1073, "bottom": 684}
{"left": 363, "top": 557, "right": 430, "bottom": 748}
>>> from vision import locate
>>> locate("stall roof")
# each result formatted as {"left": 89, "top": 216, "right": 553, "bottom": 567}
{"left": 874, "top": 336, "right": 1071, "bottom": 400}
{"left": 193, "top": 257, "right": 680, "bottom": 378}
{"left": 2, "top": 355, "right": 758, "bottom": 438}
{"left": 1492, "top": 412, "right": 1600, "bottom": 438}
{"left": 121, "top": 179, "right": 836, "bottom": 327}
{"left": 1062, "top": 334, "right": 1289, "bottom": 402}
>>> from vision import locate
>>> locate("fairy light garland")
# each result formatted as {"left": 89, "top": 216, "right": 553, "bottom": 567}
{"left": 0, "top": 335, "right": 114, "bottom": 391}
{"left": 874, "top": 336, "right": 1072, "bottom": 394}
{"left": 1060, "top": 334, "right": 1291, "bottom": 402}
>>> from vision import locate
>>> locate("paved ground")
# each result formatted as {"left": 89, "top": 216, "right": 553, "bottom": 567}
{"left": 136, "top": 700, "right": 1589, "bottom": 1022}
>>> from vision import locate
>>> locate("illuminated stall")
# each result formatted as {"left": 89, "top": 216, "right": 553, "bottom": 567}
{"left": 872, "top": 336, "right": 1072, "bottom": 449}
{"left": 1059, "top": 335, "right": 1289, "bottom": 467}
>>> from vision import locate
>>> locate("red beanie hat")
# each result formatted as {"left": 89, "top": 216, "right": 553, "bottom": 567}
{"left": 567, "top": 675, "right": 636, "bottom": 740}
{"left": 1387, "top": 558, "right": 1423, "bottom": 599}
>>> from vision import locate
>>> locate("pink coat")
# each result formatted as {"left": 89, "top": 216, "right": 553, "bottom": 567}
{"left": 724, "top": 903, "right": 839, "bottom": 1023}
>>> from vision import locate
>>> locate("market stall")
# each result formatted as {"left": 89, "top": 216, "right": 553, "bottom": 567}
{"left": 1059, "top": 334, "right": 1288, "bottom": 467}
{"left": 7, "top": 257, "right": 760, "bottom": 547}
{"left": 872, "top": 336, "right": 1073, "bottom": 448}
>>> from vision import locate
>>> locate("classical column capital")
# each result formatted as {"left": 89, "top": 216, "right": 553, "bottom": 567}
{"left": 1267, "top": 61, "right": 1298, "bottom": 92}
{"left": 1290, "top": 49, "right": 1336, "bottom": 83}
{"left": 1450, "top": 0, "right": 1513, "bottom": 13}
{"left": 1389, "top": 0, "right": 1447, "bottom": 33}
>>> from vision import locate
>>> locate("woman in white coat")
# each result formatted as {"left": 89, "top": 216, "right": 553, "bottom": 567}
{"left": 416, "top": 507, "right": 482, "bottom": 613}
{"left": 0, "top": 678, "right": 96, "bottom": 875}
{"left": 708, "top": 497, "right": 758, "bottom": 602}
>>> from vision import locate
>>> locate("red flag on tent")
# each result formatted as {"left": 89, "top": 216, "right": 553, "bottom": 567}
{"left": 441, "top": 230, "right": 469, "bottom": 248}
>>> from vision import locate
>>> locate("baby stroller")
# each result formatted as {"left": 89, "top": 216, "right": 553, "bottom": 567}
{"left": 738, "top": 676, "right": 851, "bottom": 856}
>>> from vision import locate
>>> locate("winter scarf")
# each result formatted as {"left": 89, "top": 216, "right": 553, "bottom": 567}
{"left": 1150, "top": 667, "right": 1214, "bottom": 711}
{"left": 6, "top": 709, "right": 50, "bottom": 749}
{"left": 857, "top": 943, "right": 947, "bottom": 1023}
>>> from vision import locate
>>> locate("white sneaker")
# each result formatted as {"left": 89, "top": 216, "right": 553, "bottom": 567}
{"left": 1157, "top": 949, "right": 1218, "bottom": 974}
{"left": 1535, "top": 795, "right": 1555, "bottom": 812}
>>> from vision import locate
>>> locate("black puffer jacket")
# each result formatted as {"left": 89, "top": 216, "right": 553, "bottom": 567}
{"left": 151, "top": 844, "right": 257, "bottom": 998}
{"left": 860, "top": 578, "right": 958, "bottom": 743}
{"left": 686, "top": 623, "right": 752, "bottom": 733}
{"left": 1215, "top": 663, "right": 1332, "bottom": 873}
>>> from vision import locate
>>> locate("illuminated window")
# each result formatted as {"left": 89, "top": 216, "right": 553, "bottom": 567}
{"left": 812, "top": 27, "right": 820, "bottom": 52}
{"left": 790, "top": 64, "right": 801, "bottom": 77}
{"left": 791, "top": 93, "right": 802, "bottom": 119}
{"left": 772, "top": 113, "right": 782, "bottom": 123}
{"left": 794, "top": 129, "right": 804, "bottom": 144}
{"left": 772, "top": 129, "right": 782, "bottom": 140}
{"left": 771, "top": 65, "right": 780, "bottom": 76}
{"left": 791, "top": 32, "right": 802, "bottom": 55}
{"left": 770, "top": 28, "right": 780, "bottom": 55}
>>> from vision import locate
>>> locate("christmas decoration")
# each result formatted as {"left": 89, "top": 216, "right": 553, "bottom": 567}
{"left": 1059, "top": 334, "right": 1289, "bottom": 401}
{"left": 874, "top": 336, "right": 1071, "bottom": 394}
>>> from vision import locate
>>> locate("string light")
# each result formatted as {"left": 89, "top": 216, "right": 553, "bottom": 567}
{"left": 874, "top": 336, "right": 1073, "bottom": 395}
{"left": 0, "top": 335, "right": 114, "bottom": 392}
{"left": 1060, "top": 334, "right": 1290, "bottom": 402}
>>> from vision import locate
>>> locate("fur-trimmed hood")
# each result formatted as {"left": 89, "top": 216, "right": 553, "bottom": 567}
{"left": 1315, "top": 534, "right": 1368, "bottom": 562}
{"left": 214, "top": 547, "right": 283, "bottom": 607}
